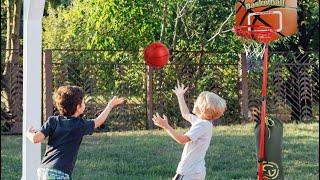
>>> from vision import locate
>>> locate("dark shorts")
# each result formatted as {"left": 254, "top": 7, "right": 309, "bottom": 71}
{"left": 172, "top": 174, "right": 184, "bottom": 180}
{"left": 172, "top": 172, "right": 206, "bottom": 180}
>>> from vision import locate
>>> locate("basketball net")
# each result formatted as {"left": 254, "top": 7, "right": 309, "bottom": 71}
{"left": 243, "top": 40, "right": 265, "bottom": 72}
{"left": 234, "top": 26, "right": 274, "bottom": 72}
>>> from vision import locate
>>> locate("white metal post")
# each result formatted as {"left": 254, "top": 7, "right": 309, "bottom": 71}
{"left": 22, "top": 1, "right": 45, "bottom": 179}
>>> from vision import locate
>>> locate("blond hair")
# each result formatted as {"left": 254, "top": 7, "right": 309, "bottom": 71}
{"left": 192, "top": 91, "right": 226, "bottom": 120}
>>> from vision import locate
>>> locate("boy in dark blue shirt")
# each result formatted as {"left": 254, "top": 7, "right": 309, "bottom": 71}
{"left": 26, "top": 85, "right": 124, "bottom": 179}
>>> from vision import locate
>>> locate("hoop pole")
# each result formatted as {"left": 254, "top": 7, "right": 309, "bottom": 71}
{"left": 258, "top": 43, "right": 269, "bottom": 180}
{"left": 22, "top": 1, "right": 45, "bottom": 179}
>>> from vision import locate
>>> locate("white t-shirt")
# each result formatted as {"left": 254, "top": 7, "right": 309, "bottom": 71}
{"left": 176, "top": 114, "right": 213, "bottom": 175}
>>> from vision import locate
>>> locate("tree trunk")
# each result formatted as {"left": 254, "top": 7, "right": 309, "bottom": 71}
{"left": 3, "top": 0, "right": 13, "bottom": 89}
{"left": 2, "top": 0, "right": 14, "bottom": 123}
{"left": 3, "top": 0, "right": 23, "bottom": 128}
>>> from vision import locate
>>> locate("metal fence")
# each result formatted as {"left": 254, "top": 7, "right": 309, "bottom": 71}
{"left": 1, "top": 49, "right": 23, "bottom": 133}
{"left": 47, "top": 49, "right": 240, "bottom": 131}
{"left": 1, "top": 49, "right": 319, "bottom": 133}
{"left": 247, "top": 51, "right": 319, "bottom": 122}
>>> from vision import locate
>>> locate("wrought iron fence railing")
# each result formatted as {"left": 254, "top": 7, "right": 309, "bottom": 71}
{"left": 48, "top": 49, "right": 240, "bottom": 131}
{"left": 247, "top": 51, "right": 319, "bottom": 122}
{"left": 1, "top": 49, "right": 319, "bottom": 134}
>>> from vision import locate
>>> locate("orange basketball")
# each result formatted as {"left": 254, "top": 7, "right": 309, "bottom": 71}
{"left": 144, "top": 42, "right": 169, "bottom": 68}
{"left": 235, "top": 0, "right": 298, "bottom": 42}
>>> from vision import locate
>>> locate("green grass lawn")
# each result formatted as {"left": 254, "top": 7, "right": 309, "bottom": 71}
{"left": 1, "top": 123, "right": 319, "bottom": 180}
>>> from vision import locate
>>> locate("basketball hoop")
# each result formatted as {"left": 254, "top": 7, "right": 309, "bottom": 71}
{"left": 234, "top": 24, "right": 276, "bottom": 180}
{"left": 235, "top": 2, "right": 297, "bottom": 179}
{"left": 234, "top": 25, "right": 275, "bottom": 71}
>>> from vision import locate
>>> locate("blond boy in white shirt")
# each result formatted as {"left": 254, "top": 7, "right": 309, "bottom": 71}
{"left": 153, "top": 82, "right": 226, "bottom": 180}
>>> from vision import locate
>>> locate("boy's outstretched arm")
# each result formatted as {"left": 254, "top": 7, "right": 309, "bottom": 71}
{"left": 94, "top": 96, "right": 125, "bottom": 129}
{"left": 172, "top": 82, "right": 190, "bottom": 122}
{"left": 26, "top": 126, "right": 45, "bottom": 144}
{"left": 153, "top": 113, "right": 190, "bottom": 144}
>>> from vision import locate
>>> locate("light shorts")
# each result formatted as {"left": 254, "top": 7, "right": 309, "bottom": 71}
{"left": 37, "top": 167, "right": 70, "bottom": 180}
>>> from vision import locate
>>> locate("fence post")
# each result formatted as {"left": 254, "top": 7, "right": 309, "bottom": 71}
{"left": 240, "top": 53, "right": 249, "bottom": 122}
{"left": 146, "top": 65, "right": 154, "bottom": 129}
{"left": 42, "top": 49, "right": 53, "bottom": 124}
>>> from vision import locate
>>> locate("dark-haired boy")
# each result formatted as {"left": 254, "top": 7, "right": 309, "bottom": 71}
{"left": 26, "top": 85, "right": 124, "bottom": 179}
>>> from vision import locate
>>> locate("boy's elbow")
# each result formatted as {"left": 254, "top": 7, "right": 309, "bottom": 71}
{"left": 177, "top": 140, "right": 187, "bottom": 145}
{"left": 177, "top": 136, "right": 190, "bottom": 144}
{"left": 94, "top": 117, "right": 106, "bottom": 129}
{"left": 93, "top": 120, "right": 101, "bottom": 129}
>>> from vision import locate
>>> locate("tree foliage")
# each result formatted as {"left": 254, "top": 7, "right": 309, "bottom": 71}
{"left": 44, "top": 0, "right": 165, "bottom": 52}
{"left": 41, "top": 0, "right": 319, "bottom": 127}
{"left": 270, "top": 0, "right": 319, "bottom": 52}
{"left": 0, "top": 0, "right": 318, "bottom": 129}
{"left": 43, "top": 0, "right": 244, "bottom": 127}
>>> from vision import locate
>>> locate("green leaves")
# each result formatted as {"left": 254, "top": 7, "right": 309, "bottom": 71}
{"left": 44, "top": 0, "right": 164, "bottom": 51}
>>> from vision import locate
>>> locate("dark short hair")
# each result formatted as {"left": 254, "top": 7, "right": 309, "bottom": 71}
{"left": 54, "top": 86, "right": 84, "bottom": 116}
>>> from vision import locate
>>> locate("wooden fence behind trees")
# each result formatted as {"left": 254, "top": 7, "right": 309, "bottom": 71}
{"left": 1, "top": 49, "right": 319, "bottom": 134}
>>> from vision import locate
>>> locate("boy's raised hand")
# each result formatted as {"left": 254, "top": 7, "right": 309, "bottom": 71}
{"left": 172, "top": 80, "right": 191, "bottom": 121}
{"left": 108, "top": 96, "right": 125, "bottom": 107}
{"left": 94, "top": 96, "right": 125, "bottom": 129}
{"left": 172, "top": 81, "right": 188, "bottom": 96}
{"left": 152, "top": 113, "right": 170, "bottom": 130}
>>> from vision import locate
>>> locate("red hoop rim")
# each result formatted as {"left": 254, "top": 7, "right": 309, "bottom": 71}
{"left": 233, "top": 25, "right": 276, "bottom": 44}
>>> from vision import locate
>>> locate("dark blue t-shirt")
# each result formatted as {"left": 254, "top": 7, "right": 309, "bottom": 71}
{"left": 39, "top": 116, "right": 95, "bottom": 176}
